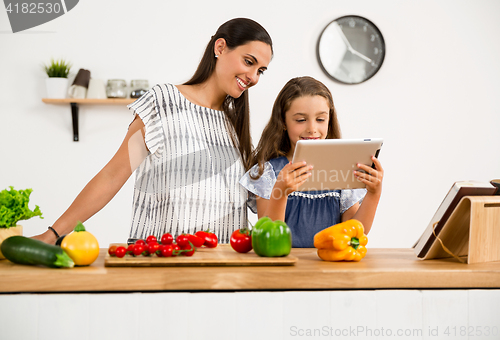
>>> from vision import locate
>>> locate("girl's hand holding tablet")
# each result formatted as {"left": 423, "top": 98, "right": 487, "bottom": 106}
{"left": 271, "top": 161, "right": 313, "bottom": 199}
{"left": 354, "top": 156, "right": 384, "bottom": 197}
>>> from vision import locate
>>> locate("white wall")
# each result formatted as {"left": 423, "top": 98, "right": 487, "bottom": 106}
{"left": 1, "top": 0, "right": 499, "bottom": 248}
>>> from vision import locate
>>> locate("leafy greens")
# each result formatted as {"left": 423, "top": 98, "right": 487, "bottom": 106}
{"left": 0, "top": 187, "right": 43, "bottom": 228}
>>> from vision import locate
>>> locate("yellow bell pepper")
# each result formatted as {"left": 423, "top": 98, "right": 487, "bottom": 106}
{"left": 61, "top": 222, "right": 99, "bottom": 266}
{"left": 313, "top": 219, "right": 368, "bottom": 262}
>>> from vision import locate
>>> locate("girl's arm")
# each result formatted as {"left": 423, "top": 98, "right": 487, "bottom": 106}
{"left": 256, "top": 161, "right": 312, "bottom": 221}
{"left": 32, "top": 115, "right": 149, "bottom": 244}
{"left": 341, "top": 156, "right": 384, "bottom": 234}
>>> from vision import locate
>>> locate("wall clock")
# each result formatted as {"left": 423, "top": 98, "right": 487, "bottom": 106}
{"left": 317, "top": 15, "right": 385, "bottom": 84}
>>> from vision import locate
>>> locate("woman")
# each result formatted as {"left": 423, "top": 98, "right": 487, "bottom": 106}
{"left": 35, "top": 18, "right": 273, "bottom": 244}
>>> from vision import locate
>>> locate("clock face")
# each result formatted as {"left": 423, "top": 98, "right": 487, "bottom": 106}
{"left": 317, "top": 15, "right": 385, "bottom": 84}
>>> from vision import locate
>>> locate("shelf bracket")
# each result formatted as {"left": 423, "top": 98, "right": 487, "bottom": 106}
{"left": 42, "top": 98, "right": 135, "bottom": 141}
{"left": 70, "top": 102, "right": 79, "bottom": 141}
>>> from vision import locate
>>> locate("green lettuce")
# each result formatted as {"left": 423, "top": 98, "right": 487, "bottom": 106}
{"left": 0, "top": 186, "right": 43, "bottom": 228}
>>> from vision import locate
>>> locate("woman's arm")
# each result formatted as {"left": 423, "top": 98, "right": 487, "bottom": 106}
{"left": 32, "top": 115, "right": 149, "bottom": 244}
{"left": 341, "top": 156, "right": 384, "bottom": 234}
{"left": 255, "top": 161, "right": 312, "bottom": 221}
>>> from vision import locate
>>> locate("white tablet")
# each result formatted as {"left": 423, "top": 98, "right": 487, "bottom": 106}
{"left": 291, "top": 138, "right": 383, "bottom": 191}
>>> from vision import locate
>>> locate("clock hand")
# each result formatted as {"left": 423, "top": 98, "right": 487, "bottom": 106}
{"left": 335, "top": 24, "right": 372, "bottom": 63}
{"left": 335, "top": 23, "right": 353, "bottom": 50}
{"left": 350, "top": 49, "right": 372, "bottom": 63}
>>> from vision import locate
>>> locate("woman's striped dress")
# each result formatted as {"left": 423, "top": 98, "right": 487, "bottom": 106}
{"left": 127, "top": 84, "right": 248, "bottom": 243}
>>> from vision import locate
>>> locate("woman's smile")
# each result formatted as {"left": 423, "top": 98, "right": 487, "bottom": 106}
{"left": 236, "top": 77, "right": 249, "bottom": 91}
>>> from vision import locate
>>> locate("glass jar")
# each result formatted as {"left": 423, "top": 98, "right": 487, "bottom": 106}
{"left": 130, "top": 79, "right": 149, "bottom": 98}
{"left": 106, "top": 79, "right": 127, "bottom": 98}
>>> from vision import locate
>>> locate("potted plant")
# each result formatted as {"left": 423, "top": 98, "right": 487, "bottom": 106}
{"left": 0, "top": 187, "right": 43, "bottom": 259}
{"left": 44, "top": 58, "right": 72, "bottom": 98}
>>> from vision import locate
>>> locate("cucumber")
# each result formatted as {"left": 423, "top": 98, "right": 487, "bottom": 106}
{"left": 1, "top": 236, "right": 74, "bottom": 268}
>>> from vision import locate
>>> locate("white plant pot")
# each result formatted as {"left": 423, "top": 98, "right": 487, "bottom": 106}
{"left": 45, "top": 77, "right": 69, "bottom": 98}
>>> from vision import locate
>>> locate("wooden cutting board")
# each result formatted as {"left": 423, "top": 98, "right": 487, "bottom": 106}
{"left": 104, "top": 244, "right": 298, "bottom": 267}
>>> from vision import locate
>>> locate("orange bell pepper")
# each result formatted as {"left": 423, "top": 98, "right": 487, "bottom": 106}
{"left": 313, "top": 219, "right": 368, "bottom": 262}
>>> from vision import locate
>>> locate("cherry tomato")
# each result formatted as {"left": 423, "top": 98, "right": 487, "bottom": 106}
{"left": 108, "top": 245, "right": 118, "bottom": 256}
{"left": 230, "top": 228, "right": 252, "bottom": 253}
{"left": 195, "top": 230, "right": 218, "bottom": 248}
{"left": 176, "top": 234, "right": 190, "bottom": 247}
{"left": 147, "top": 242, "right": 160, "bottom": 255}
{"left": 161, "top": 245, "right": 174, "bottom": 257}
{"left": 115, "top": 246, "right": 126, "bottom": 258}
{"left": 161, "top": 233, "right": 173, "bottom": 245}
{"left": 156, "top": 245, "right": 165, "bottom": 257}
{"left": 126, "top": 244, "right": 135, "bottom": 255}
{"left": 146, "top": 235, "right": 157, "bottom": 244}
{"left": 187, "top": 234, "right": 204, "bottom": 248}
{"left": 133, "top": 244, "right": 145, "bottom": 256}
{"left": 135, "top": 239, "right": 146, "bottom": 246}
{"left": 171, "top": 243, "right": 180, "bottom": 257}
{"left": 181, "top": 242, "right": 195, "bottom": 256}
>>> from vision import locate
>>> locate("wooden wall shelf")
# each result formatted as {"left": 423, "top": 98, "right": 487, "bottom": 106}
{"left": 42, "top": 98, "right": 136, "bottom": 141}
{"left": 42, "top": 98, "right": 135, "bottom": 105}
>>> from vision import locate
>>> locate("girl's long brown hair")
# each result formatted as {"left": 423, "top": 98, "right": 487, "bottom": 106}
{"left": 184, "top": 18, "right": 273, "bottom": 171}
{"left": 251, "top": 76, "right": 341, "bottom": 179}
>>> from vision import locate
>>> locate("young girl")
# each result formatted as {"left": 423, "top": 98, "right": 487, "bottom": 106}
{"left": 240, "top": 76, "right": 383, "bottom": 247}
{"left": 34, "top": 18, "right": 273, "bottom": 244}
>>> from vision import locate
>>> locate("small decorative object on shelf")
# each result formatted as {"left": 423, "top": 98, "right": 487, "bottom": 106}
{"left": 67, "top": 68, "right": 91, "bottom": 99}
{"left": 130, "top": 80, "right": 149, "bottom": 98}
{"left": 106, "top": 79, "right": 127, "bottom": 98}
{"left": 43, "top": 58, "right": 72, "bottom": 99}
{"left": 86, "top": 79, "right": 107, "bottom": 99}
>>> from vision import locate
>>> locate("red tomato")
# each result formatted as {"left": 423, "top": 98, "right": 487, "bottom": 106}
{"left": 133, "top": 244, "right": 145, "bottom": 256}
{"left": 147, "top": 242, "right": 160, "bottom": 255}
{"left": 108, "top": 245, "right": 118, "bottom": 256}
{"left": 115, "top": 246, "right": 126, "bottom": 258}
{"left": 176, "top": 234, "right": 190, "bottom": 247}
{"left": 126, "top": 244, "right": 135, "bottom": 255}
{"left": 146, "top": 235, "right": 158, "bottom": 244}
{"left": 180, "top": 242, "right": 195, "bottom": 256}
{"left": 195, "top": 230, "right": 218, "bottom": 248}
{"left": 161, "top": 245, "right": 174, "bottom": 257}
{"left": 204, "top": 233, "right": 218, "bottom": 248}
{"left": 161, "top": 233, "right": 173, "bottom": 245}
{"left": 171, "top": 244, "right": 180, "bottom": 257}
{"left": 156, "top": 245, "right": 165, "bottom": 257}
{"left": 187, "top": 234, "right": 204, "bottom": 248}
{"left": 230, "top": 228, "right": 252, "bottom": 253}
{"left": 195, "top": 231, "right": 207, "bottom": 241}
{"left": 135, "top": 239, "right": 146, "bottom": 246}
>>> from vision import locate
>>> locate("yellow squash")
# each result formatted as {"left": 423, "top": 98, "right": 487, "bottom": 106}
{"left": 61, "top": 222, "right": 99, "bottom": 266}
{"left": 313, "top": 219, "right": 368, "bottom": 262}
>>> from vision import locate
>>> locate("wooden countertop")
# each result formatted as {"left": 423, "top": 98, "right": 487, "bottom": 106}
{"left": 1, "top": 246, "right": 500, "bottom": 293}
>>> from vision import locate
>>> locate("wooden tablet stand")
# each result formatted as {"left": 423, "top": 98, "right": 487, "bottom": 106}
{"left": 425, "top": 196, "right": 500, "bottom": 264}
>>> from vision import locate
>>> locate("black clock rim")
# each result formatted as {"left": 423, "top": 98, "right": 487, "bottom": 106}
{"left": 316, "top": 15, "right": 386, "bottom": 85}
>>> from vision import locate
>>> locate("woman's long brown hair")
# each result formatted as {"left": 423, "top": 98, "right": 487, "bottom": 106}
{"left": 251, "top": 76, "right": 341, "bottom": 179}
{"left": 184, "top": 18, "right": 273, "bottom": 171}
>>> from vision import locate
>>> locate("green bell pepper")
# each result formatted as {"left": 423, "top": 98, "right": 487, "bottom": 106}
{"left": 251, "top": 217, "right": 292, "bottom": 257}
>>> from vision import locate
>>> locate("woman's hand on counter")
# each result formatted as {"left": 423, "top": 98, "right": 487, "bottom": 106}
{"left": 31, "top": 230, "right": 58, "bottom": 245}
